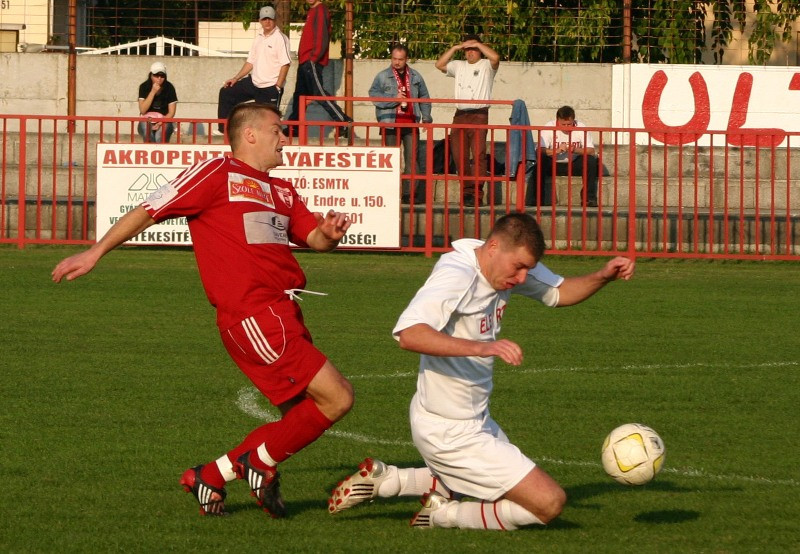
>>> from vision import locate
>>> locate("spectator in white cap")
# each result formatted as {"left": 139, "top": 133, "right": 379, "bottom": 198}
{"left": 138, "top": 61, "right": 178, "bottom": 143}
{"left": 216, "top": 5, "right": 291, "bottom": 134}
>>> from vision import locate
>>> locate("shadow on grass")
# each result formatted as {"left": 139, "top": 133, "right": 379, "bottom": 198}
{"left": 564, "top": 479, "right": 704, "bottom": 511}
{"left": 634, "top": 509, "right": 700, "bottom": 524}
{"left": 222, "top": 496, "right": 418, "bottom": 521}
{"left": 331, "top": 498, "right": 423, "bottom": 522}
{"left": 535, "top": 518, "right": 581, "bottom": 531}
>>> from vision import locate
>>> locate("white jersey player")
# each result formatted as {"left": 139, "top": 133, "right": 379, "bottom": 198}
{"left": 328, "top": 213, "right": 635, "bottom": 530}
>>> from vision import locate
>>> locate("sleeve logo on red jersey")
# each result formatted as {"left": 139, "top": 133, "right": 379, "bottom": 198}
{"left": 228, "top": 173, "right": 275, "bottom": 208}
{"left": 272, "top": 185, "right": 293, "bottom": 208}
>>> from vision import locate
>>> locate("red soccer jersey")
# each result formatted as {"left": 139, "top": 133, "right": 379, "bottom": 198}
{"left": 141, "top": 156, "right": 318, "bottom": 330}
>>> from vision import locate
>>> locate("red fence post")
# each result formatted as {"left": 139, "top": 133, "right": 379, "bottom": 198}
{"left": 17, "top": 117, "right": 26, "bottom": 249}
{"left": 424, "top": 124, "right": 435, "bottom": 257}
{"left": 2, "top": 112, "right": 798, "bottom": 260}
{"left": 627, "top": 130, "right": 637, "bottom": 260}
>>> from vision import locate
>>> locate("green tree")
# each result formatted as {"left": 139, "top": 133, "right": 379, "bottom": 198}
{"left": 87, "top": 0, "right": 800, "bottom": 64}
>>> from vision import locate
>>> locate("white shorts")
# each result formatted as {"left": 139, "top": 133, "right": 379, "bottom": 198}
{"left": 409, "top": 395, "right": 536, "bottom": 501}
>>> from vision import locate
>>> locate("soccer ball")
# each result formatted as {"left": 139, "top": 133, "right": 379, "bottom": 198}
{"left": 601, "top": 423, "right": 666, "bottom": 485}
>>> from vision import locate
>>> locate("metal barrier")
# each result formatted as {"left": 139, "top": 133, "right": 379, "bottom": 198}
{"left": 2, "top": 109, "right": 799, "bottom": 260}
{"left": 80, "top": 36, "right": 232, "bottom": 57}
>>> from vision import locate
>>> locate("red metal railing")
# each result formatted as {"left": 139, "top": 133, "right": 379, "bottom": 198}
{"left": 2, "top": 109, "right": 798, "bottom": 260}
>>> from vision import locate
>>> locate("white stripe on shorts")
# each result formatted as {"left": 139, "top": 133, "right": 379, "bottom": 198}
{"left": 242, "top": 316, "right": 280, "bottom": 364}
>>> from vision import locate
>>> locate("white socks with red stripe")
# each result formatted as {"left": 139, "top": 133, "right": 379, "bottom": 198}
{"left": 376, "top": 466, "right": 452, "bottom": 498}
{"left": 366, "top": 464, "right": 543, "bottom": 530}
{"left": 435, "top": 499, "right": 543, "bottom": 530}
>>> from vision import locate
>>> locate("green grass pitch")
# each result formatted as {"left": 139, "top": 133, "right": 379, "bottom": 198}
{"left": 1, "top": 246, "right": 798, "bottom": 552}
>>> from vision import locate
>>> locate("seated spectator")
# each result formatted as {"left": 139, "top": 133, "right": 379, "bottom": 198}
{"left": 538, "top": 105, "right": 599, "bottom": 207}
{"left": 368, "top": 43, "right": 432, "bottom": 204}
{"left": 216, "top": 6, "right": 290, "bottom": 135}
{"left": 138, "top": 61, "right": 178, "bottom": 143}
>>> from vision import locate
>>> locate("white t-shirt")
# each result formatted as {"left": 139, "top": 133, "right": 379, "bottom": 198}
{"left": 445, "top": 59, "right": 497, "bottom": 111}
{"left": 247, "top": 28, "right": 291, "bottom": 88}
{"left": 393, "top": 238, "right": 563, "bottom": 420}
{"left": 539, "top": 120, "right": 595, "bottom": 162}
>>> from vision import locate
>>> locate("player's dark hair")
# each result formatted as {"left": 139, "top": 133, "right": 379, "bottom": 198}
{"left": 556, "top": 105, "right": 576, "bottom": 120}
{"left": 227, "top": 102, "right": 282, "bottom": 150}
{"left": 390, "top": 43, "right": 409, "bottom": 57}
{"left": 489, "top": 213, "right": 546, "bottom": 260}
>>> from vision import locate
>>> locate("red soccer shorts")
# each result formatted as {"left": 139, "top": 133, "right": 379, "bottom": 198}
{"left": 220, "top": 299, "right": 327, "bottom": 406}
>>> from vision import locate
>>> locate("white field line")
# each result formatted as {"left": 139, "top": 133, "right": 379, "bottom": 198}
{"left": 536, "top": 456, "right": 800, "bottom": 487}
{"left": 235, "top": 359, "right": 799, "bottom": 488}
{"left": 236, "top": 387, "right": 412, "bottom": 446}
{"left": 345, "top": 360, "right": 799, "bottom": 380}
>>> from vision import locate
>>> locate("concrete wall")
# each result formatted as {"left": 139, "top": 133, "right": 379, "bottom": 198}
{"left": 1, "top": 53, "right": 614, "bottom": 128}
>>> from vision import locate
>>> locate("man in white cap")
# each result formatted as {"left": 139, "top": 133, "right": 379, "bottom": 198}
{"left": 216, "top": 5, "right": 291, "bottom": 134}
{"left": 137, "top": 61, "right": 178, "bottom": 143}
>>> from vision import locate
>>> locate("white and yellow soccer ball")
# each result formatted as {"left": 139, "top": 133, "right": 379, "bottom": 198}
{"left": 601, "top": 423, "right": 666, "bottom": 485}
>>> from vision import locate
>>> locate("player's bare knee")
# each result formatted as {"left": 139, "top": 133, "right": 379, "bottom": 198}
{"left": 539, "top": 488, "right": 567, "bottom": 523}
{"left": 338, "top": 378, "right": 355, "bottom": 415}
{"left": 326, "top": 378, "right": 354, "bottom": 421}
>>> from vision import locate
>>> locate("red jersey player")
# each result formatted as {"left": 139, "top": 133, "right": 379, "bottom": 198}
{"left": 52, "top": 103, "right": 354, "bottom": 518}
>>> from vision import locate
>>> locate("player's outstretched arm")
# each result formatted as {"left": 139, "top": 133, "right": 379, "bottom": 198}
{"left": 51, "top": 206, "right": 156, "bottom": 283}
{"left": 397, "top": 323, "right": 524, "bottom": 365}
{"left": 556, "top": 256, "right": 635, "bottom": 307}
{"left": 306, "top": 210, "right": 352, "bottom": 252}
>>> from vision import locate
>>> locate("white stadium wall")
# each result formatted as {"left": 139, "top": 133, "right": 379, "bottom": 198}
{"left": 3, "top": 53, "right": 800, "bottom": 142}
{"left": 1, "top": 53, "right": 615, "bottom": 128}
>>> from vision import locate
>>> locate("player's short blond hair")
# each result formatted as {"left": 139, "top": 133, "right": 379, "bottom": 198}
{"left": 227, "top": 103, "right": 282, "bottom": 151}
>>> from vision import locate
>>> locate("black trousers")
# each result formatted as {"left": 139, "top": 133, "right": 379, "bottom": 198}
{"left": 217, "top": 76, "right": 282, "bottom": 132}
{"left": 537, "top": 154, "right": 599, "bottom": 205}
{"left": 288, "top": 61, "right": 350, "bottom": 124}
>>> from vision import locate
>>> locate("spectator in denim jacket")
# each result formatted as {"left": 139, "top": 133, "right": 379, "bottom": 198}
{"left": 368, "top": 44, "right": 432, "bottom": 204}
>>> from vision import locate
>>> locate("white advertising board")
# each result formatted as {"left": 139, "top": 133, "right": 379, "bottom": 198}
{"left": 96, "top": 144, "right": 401, "bottom": 248}
{"left": 612, "top": 64, "right": 800, "bottom": 146}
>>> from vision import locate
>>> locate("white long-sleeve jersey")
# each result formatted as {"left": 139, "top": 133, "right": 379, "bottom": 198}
{"left": 393, "top": 239, "right": 563, "bottom": 420}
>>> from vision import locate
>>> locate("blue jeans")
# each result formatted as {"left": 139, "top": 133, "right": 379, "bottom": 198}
{"left": 138, "top": 120, "right": 175, "bottom": 143}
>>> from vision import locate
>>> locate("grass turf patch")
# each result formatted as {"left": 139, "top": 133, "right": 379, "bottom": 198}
{"left": 1, "top": 246, "right": 798, "bottom": 552}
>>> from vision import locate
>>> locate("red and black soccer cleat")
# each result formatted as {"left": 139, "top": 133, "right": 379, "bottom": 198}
{"left": 180, "top": 465, "right": 228, "bottom": 516}
{"left": 233, "top": 452, "right": 287, "bottom": 518}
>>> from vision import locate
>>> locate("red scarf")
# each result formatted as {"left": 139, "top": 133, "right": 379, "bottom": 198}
{"left": 392, "top": 68, "right": 415, "bottom": 123}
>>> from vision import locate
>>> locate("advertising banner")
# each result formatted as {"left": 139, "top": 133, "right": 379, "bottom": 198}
{"left": 612, "top": 64, "right": 800, "bottom": 146}
{"left": 96, "top": 144, "right": 401, "bottom": 248}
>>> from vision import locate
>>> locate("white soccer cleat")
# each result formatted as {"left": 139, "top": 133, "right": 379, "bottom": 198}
{"left": 328, "top": 457, "right": 389, "bottom": 514}
{"left": 409, "top": 490, "right": 453, "bottom": 528}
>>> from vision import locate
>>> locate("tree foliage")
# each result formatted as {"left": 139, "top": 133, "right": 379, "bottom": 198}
{"left": 85, "top": 0, "right": 800, "bottom": 64}
{"left": 318, "top": 0, "right": 800, "bottom": 64}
